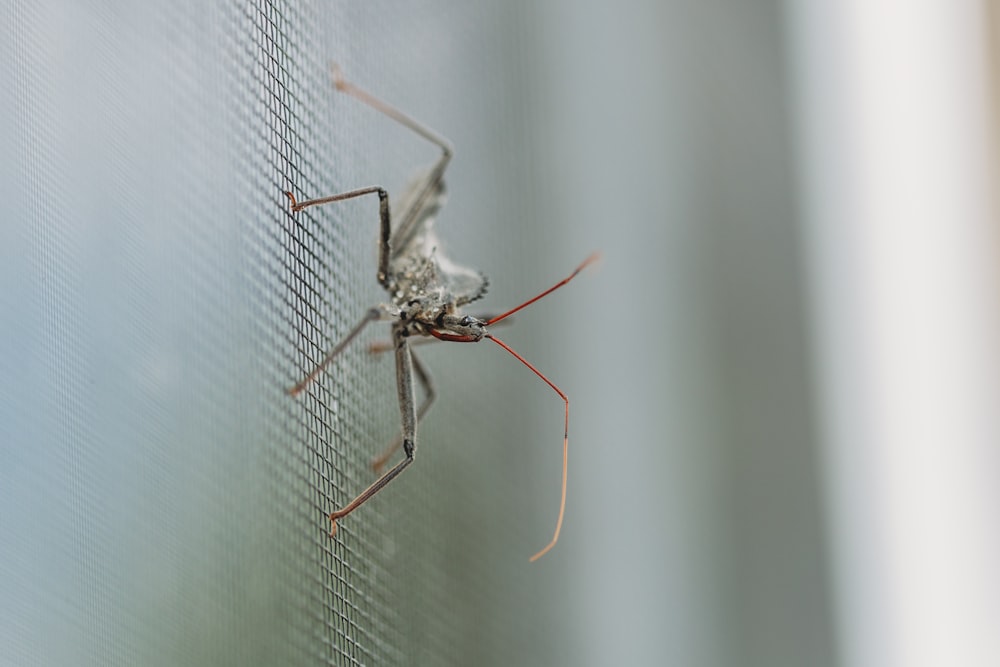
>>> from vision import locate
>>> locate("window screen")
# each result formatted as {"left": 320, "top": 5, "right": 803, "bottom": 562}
{"left": 3, "top": 2, "right": 850, "bottom": 665}
{"left": 1, "top": 1, "right": 564, "bottom": 665}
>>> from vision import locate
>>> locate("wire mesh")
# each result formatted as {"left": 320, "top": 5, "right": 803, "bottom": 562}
{"left": 2, "top": 1, "right": 562, "bottom": 665}
{"left": 2, "top": 0, "right": 859, "bottom": 665}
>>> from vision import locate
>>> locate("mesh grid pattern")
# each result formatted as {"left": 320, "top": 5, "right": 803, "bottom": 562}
{"left": 1, "top": 1, "right": 851, "bottom": 665}
{"left": 2, "top": 1, "right": 560, "bottom": 665}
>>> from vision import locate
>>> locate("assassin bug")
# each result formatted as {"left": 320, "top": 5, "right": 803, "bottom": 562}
{"left": 285, "top": 64, "right": 598, "bottom": 561}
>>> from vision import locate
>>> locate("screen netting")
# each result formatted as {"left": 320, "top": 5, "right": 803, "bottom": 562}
{"left": 3, "top": 1, "right": 850, "bottom": 665}
{"left": 2, "top": 1, "right": 563, "bottom": 665}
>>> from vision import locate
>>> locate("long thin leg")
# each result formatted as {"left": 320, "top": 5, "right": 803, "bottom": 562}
{"left": 288, "top": 307, "right": 386, "bottom": 396}
{"left": 331, "top": 63, "right": 452, "bottom": 250}
{"left": 329, "top": 325, "right": 418, "bottom": 535}
{"left": 487, "top": 335, "right": 570, "bottom": 563}
{"left": 284, "top": 186, "right": 392, "bottom": 288}
{"left": 371, "top": 350, "right": 435, "bottom": 473}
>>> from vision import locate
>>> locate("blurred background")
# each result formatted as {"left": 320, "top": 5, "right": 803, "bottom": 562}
{"left": 2, "top": 1, "right": 998, "bottom": 665}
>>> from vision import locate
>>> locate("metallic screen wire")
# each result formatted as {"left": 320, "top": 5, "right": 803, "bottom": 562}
{"left": 1, "top": 1, "right": 560, "bottom": 665}
{"left": 2, "top": 1, "right": 842, "bottom": 666}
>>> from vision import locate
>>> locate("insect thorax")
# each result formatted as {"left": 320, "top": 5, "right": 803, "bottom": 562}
{"left": 387, "top": 239, "right": 489, "bottom": 311}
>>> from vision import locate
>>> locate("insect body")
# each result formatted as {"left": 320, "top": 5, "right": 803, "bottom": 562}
{"left": 285, "top": 64, "right": 597, "bottom": 561}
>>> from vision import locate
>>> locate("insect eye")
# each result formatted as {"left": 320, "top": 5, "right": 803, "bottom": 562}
{"left": 459, "top": 316, "right": 474, "bottom": 326}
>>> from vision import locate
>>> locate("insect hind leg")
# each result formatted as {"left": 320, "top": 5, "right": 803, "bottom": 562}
{"left": 330, "top": 63, "right": 452, "bottom": 249}
{"left": 328, "top": 326, "right": 418, "bottom": 535}
{"left": 371, "top": 349, "right": 435, "bottom": 473}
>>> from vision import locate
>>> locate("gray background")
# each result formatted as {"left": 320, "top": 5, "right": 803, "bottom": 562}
{"left": 8, "top": 0, "right": 993, "bottom": 665}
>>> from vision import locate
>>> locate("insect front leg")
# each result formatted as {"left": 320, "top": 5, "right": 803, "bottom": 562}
{"left": 371, "top": 349, "right": 435, "bottom": 473}
{"left": 288, "top": 306, "right": 390, "bottom": 396}
{"left": 328, "top": 325, "right": 417, "bottom": 535}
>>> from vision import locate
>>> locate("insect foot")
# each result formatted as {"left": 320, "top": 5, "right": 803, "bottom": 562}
{"left": 331, "top": 62, "right": 347, "bottom": 91}
{"left": 329, "top": 511, "right": 343, "bottom": 536}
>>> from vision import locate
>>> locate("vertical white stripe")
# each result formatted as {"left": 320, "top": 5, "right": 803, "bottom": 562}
{"left": 789, "top": 1, "right": 1000, "bottom": 666}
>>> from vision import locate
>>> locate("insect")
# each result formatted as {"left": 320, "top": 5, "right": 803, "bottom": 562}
{"left": 285, "top": 64, "right": 598, "bottom": 561}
